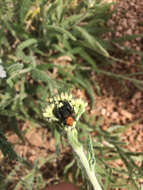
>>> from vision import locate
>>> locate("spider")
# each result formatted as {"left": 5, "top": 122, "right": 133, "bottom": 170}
{"left": 53, "top": 100, "right": 74, "bottom": 126}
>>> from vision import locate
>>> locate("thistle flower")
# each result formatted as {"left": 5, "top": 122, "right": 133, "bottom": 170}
{"left": 43, "top": 92, "right": 87, "bottom": 127}
{"left": 43, "top": 93, "right": 102, "bottom": 190}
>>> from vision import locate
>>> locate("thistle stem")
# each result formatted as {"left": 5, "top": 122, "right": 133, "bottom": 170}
{"left": 67, "top": 127, "right": 102, "bottom": 190}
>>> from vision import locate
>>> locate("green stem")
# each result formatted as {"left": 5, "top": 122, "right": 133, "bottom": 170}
{"left": 66, "top": 127, "right": 102, "bottom": 190}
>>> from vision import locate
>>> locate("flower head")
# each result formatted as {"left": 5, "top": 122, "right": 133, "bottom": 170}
{"left": 43, "top": 92, "right": 87, "bottom": 127}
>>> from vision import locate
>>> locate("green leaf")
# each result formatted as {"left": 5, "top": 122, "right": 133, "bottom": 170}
{"left": 112, "top": 34, "right": 143, "bottom": 43}
{"left": 87, "top": 135, "right": 96, "bottom": 171}
{"left": 16, "top": 39, "right": 37, "bottom": 62}
{"left": 19, "top": 0, "right": 33, "bottom": 24}
{"left": 16, "top": 38, "right": 37, "bottom": 51}
{"left": 30, "top": 68, "right": 53, "bottom": 83}
{"left": 10, "top": 117, "right": 24, "bottom": 142}
{"left": 73, "top": 47, "right": 97, "bottom": 69}
{"left": 74, "top": 26, "right": 109, "bottom": 57}
{"left": 46, "top": 25, "right": 76, "bottom": 41}
{"left": 62, "top": 14, "right": 83, "bottom": 27}
{"left": 7, "top": 63, "right": 24, "bottom": 75}
{"left": 74, "top": 72, "right": 95, "bottom": 108}
{"left": 54, "top": 128, "right": 61, "bottom": 157}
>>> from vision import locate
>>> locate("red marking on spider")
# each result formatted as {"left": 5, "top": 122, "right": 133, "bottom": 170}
{"left": 66, "top": 116, "right": 74, "bottom": 126}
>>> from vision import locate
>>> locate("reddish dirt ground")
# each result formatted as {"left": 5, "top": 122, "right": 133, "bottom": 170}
{"left": 1, "top": 0, "right": 143, "bottom": 189}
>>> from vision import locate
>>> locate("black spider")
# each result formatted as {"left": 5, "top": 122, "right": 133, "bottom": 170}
{"left": 53, "top": 100, "right": 74, "bottom": 125}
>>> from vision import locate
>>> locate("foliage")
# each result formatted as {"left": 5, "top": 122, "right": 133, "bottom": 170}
{"left": 0, "top": 0, "right": 143, "bottom": 189}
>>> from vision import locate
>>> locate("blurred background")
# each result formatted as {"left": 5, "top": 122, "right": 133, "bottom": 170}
{"left": 0, "top": 0, "right": 143, "bottom": 189}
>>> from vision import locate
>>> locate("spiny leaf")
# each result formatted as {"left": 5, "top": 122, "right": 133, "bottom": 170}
{"left": 30, "top": 68, "right": 54, "bottom": 85}
{"left": 62, "top": 14, "right": 83, "bottom": 27}
{"left": 46, "top": 25, "right": 76, "bottom": 41}
{"left": 7, "top": 63, "right": 24, "bottom": 75}
{"left": 16, "top": 38, "right": 37, "bottom": 51}
{"left": 74, "top": 26, "right": 109, "bottom": 57}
